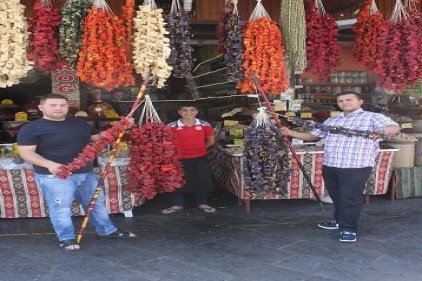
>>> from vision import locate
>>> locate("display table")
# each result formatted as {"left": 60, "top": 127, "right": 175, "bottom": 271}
{"left": 209, "top": 146, "right": 398, "bottom": 212}
{"left": 0, "top": 158, "right": 145, "bottom": 219}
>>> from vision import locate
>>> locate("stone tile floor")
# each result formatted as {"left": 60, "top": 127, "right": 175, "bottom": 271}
{"left": 1, "top": 191, "right": 422, "bottom": 281}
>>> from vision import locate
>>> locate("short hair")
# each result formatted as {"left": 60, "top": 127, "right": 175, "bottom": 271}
{"left": 336, "top": 91, "right": 363, "bottom": 100}
{"left": 40, "top": 93, "right": 68, "bottom": 103}
{"left": 177, "top": 101, "right": 197, "bottom": 109}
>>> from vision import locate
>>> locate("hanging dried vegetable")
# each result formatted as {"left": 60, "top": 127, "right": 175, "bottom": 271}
{"left": 243, "top": 109, "right": 290, "bottom": 199}
{"left": 132, "top": 0, "right": 172, "bottom": 88}
{"left": 77, "top": 0, "right": 134, "bottom": 90}
{"left": 352, "top": 0, "right": 384, "bottom": 70}
{"left": 237, "top": 1, "right": 289, "bottom": 95}
{"left": 56, "top": 118, "right": 132, "bottom": 178}
{"left": 27, "top": 0, "right": 62, "bottom": 75}
{"left": 122, "top": 0, "right": 135, "bottom": 62}
{"left": 216, "top": 1, "right": 231, "bottom": 54}
{"left": 167, "top": 0, "right": 193, "bottom": 78}
{"left": 59, "top": 0, "right": 91, "bottom": 67}
{"left": 127, "top": 96, "right": 184, "bottom": 199}
{"left": 0, "top": 0, "right": 34, "bottom": 88}
{"left": 374, "top": 0, "right": 422, "bottom": 92}
{"left": 279, "top": 0, "right": 307, "bottom": 72}
{"left": 304, "top": 0, "right": 340, "bottom": 81}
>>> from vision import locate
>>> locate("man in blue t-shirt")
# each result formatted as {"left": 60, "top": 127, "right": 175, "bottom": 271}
{"left": 17, "top": 94, "right": 136, "bottom": 251}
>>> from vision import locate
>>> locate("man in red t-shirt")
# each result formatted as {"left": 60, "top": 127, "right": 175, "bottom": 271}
{"left": 162, "top": 104, "right": 216, "bottom": 214}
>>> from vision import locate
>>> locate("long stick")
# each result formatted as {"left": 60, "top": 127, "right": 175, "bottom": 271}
{"left": 76, "top": 77, "right": 150, "bottom": 244}
{"left": 249, "top": 73, "right": 325, "bottom": 213}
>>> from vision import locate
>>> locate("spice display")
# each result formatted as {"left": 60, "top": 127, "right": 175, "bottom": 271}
{"left": 127, "top": 96, "right": 184, "bottom": 199}
{"left": 77, "top": 0, "right": 134, "bottom": 90}
{"left": 243, "top": 109, "right": 290, "bottom": 198}
{"left": 304, "top": 0, "right": 340, "bottom": 81}
{"left": 56, "top": 118, "right": 132, "bottom": 178}
{"left": 0, "top": 0, "right": 34, "bottom": 88}
{"left": 132, "top": 1, "right": 172, "bottom": 88}
{"left": 59, "top": 0, "right": 90, "bottom": 67}
{"left": 279, "top": 0, "right": 307, "bottom": 72}
{"left": 27, "top": 0, "right": 62, "bottom": 75}
{"left": 374, "top": 0, "right": 422, "bottom": 92}
{"left": 237, "top": 1, "right": 289, "bottom": 95}
{"left": 217, "top": 0, "right": 245, "bottom": 83}
{"left": 167, "top": 0, "right": 193, "bottom": 78}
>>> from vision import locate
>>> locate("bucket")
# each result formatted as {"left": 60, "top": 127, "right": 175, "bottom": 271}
{"left": 384, "top": 141, "right": 417, "bottom": 168}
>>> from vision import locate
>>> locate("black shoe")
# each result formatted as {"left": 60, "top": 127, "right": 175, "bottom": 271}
{"left": 318, "top": 221, "right": 339, "bottom": 230}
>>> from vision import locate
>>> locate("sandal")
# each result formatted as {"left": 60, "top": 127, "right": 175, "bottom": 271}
{"left": 59, "top": 239, "right": 80, "bottom": 251}
{"left": 162, "top": 205, "right": 183, "bottom": 215}
{"left": 198, "top": 204, "right": 217, "bottom": 214}
{"left": 98, "top": 230, "right": 137, "bottom": 239}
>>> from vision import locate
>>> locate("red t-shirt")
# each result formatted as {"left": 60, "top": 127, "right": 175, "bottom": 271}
{"left": 168, "top": 119, "right": 214, "bottom": 159}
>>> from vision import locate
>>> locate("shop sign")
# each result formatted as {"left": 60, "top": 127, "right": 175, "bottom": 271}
{"left": 51, "top": 64, "right": 80, "bottom": 109}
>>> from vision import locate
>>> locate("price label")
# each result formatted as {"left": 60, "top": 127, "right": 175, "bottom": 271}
{"left": 300, "top": 112, "right": 313, "bottom": 119}
{"left": 223, "top": 120, "right": 239, "bottom": 127}
{"left": 285, "top": 112, "right": 296, "bottom": 117}
{"left": 401, "top": 123, "right": 413, "bottom": 129}
{"left": 230, "top": 129, "right": 244, "bottom": 136}
{"left": 330, "top": 111, "right": 341, "bottom": 117}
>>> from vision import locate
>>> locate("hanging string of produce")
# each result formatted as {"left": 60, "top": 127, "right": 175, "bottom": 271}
{"left": 59, "top": 0, "right": 91, "bottom": 67}
{"left": 222, "top": 0, "right": 245, "bottom": 83}
{"left": 132, "top": 0, "right": 173, "bottom": 88}
{"left": 352, "top": 0, "right": 384, "bottom": 71}
{"left": 374, "top": 0, "right": 422, "bottom": 92}
{"left": 304, "top": 0, "right": 340, "bottom": 82}
{"left": 127, "top": 95, "right": 185, "bottom": 199}
{"left": 166, "top": 0, "right": 193, "bottom": 78}
{"left": 279, "top": 0, "right": 307, "bottom": 72}
{"left": 243, "top": 107, "right": 291, "bottom": 198}
{"left": 27, "top": 0, "right": 62, "bottom": 75}
{"left": 122, "top": 0, "right": 135, "bottom": 63}
{"left": 0, "top": 0, "right": 34, "bottom": 88}
{"left": 216, "top": 0, "right": 231, "bottom": 55}
{"left": 76, "top": 0, "right": 134, "bottom": 90}
{"left": 237, "top": 0, "right": 289, "bottom": 96}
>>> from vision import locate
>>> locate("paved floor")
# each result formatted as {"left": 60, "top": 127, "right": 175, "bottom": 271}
{"left": 1, "top": 191, "right": 422, "bottom": 281}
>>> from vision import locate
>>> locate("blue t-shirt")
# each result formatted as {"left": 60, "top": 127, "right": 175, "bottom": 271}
{"left": 17, "top": 117, "right": 99, "bottom": 174}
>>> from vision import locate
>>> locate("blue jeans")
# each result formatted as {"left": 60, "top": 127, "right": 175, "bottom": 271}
{"left": 35, "top": 172, "right": 118, "bottom": 241}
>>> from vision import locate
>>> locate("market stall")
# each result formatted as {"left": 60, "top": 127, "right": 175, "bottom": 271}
{"left": 209, "top": 145, "right": 398, "bottom": 212}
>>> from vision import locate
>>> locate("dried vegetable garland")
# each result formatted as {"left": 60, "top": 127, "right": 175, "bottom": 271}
{"left": 0, "top": 0, "right": 34, "bottom": 88}
{"left": 216, "top": 1, "right": 230, "bottom": 55}
{"left": 352, "top": 0, "right": 384, "bottom": 70}
{"left": 77, "top": 0, "right": 134, "bottom": 90}
{"left": 127, "top": 96, "right": 184, "bottom": 199}
{"left": 374, "top": 0, "right": 422, "bottom": 92}
{"left": 27, "top": 0, "right": 62, "bottom": 75}
{"left": 279, "top": 0, "right": 307, "bottom": 72}
{"left": 132, "top": 1, "right": 172, "bottom": 88}
{"left": 222, "top": 0, "right": 245, "bottom": 83}
{"left": 304, "top": 0, "right": 340, "bottom": 81}
{"left": 237, "top": 1, "right": 289, "bottom": 95}
{"left": 167, "top": 0, "right": 193, "bottom": 78}
{"left": 56, "top": 118, "right": 132, "bottom": 178}
{"left": 122, "top": 0, "right": 135, "bottom": 62}
{"left": 243, "top": 109, "right": 290, "bottom": 199}
{"left": 59, "top": 0, "right": 91, "bottom": 67}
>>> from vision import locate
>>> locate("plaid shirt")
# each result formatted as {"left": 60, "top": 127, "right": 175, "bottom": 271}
{"left": 310, "top": 108, "right": 398, "bottom": 168}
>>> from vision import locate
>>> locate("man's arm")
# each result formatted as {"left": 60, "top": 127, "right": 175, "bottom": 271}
{"left": 382, "top": 124, "right": 401, "bottom": 135}
{"left": 18, "top": 145, "right": 63, "bottom": 175}
{"left": 205, "top": 135, "right": 215, "bottom": 148}
{"left": 279, "top": 127, "right": 321, "bottom": 142}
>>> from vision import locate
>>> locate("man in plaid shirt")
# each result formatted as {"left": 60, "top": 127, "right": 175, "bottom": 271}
{"left": 281, "top": 92, "right": 400, "bottom": 242}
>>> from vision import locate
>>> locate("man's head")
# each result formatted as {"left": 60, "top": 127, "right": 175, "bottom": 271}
{"left": 336, "top": 92, "right": 363, "bottom": 114}
{"left": 39, "top": 94, "right": 69, "bottom": 121}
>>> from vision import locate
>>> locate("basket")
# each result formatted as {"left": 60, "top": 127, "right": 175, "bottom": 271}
{"left": 385, "top": 140, "right": 417, "bottom": 168}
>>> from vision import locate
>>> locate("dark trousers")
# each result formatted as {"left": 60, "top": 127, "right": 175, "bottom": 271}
{"left": 172, "top": 192, "right": 209, "bottom": 206}
{"left": 322, "top": 165, "right": 372, "bottom": 232}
